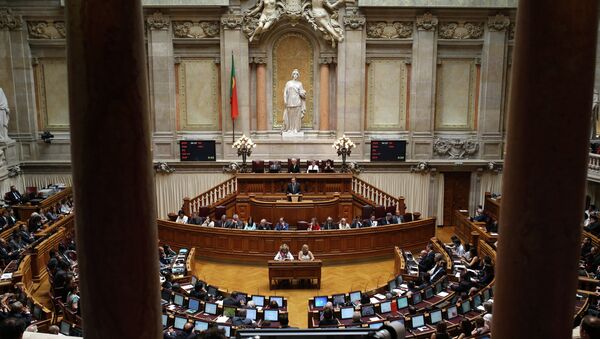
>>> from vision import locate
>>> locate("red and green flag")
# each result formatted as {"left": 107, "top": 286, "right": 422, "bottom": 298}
{"left": 230, "top": 54, "right": 239, "bottom": 121}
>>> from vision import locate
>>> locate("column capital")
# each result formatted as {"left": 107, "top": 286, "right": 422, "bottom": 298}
{"left": 488, "top": 14, "right": 510, "bottom": 32}
{"left": 221, "top": 13, "right": 243, "bottom": 30}
{"left": 318, "top": 56, "right": 337, "bottom": 65}
{"left": 250, "top": 56, "right": 267, "bottom": 65}
{"left": 146, "top": 11, "right": 170, "bottom": 31}
{"left": 416, "top": 12, "right": 438, "bottom": 32}
{"left": 0, "top": 8, "right": 23, "bottom": 31}
{"left": 343, "top": 9, "right": 366, "bottom": 30}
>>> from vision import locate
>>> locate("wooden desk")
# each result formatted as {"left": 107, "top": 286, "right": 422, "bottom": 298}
{"left": 453, "top": 210, "right": 497, "bottom": 245}
{"left": 268, "top": 260, "right": 322, "bottom": 289}
{"left": 236, "top": 173, "right": 353, "bottom": 195}
{"left": 13, "top": 187, "right": 72, "bottom": 221}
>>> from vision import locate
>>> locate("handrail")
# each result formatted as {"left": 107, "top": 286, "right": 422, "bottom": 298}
{"left": 183, "top": 177, "right": 237, "bottom": 215}
{"left": 351, "top": 176, "right": 405, "bottom": 213}
{"left": 590, "top": 153, "right": 600, "bottom": 171}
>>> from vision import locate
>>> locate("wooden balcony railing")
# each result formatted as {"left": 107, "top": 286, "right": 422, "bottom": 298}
{"left": 183, "top": 177, "right": 237, "bottom": 215}
{"left": 351, "top": 176, "right": 405, "bottom": 211}
{"left": 590, "top": 153, "right": 600, "bottom": 171}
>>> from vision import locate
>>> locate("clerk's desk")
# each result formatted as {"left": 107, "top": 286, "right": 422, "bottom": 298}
{"left": 268, "top": 259, "right": 322, "bottom": 289}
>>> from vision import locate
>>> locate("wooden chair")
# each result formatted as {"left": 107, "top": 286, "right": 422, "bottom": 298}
{"left": 297, "top": 221, "right": 309, "bottom": 231}
{"left": 252, "top": 160, "right": 265, "bottom": 173}
{"left": 214, "top": 206, "right": 226, "bottom": 220}
{"left": 198, "top": 206, "right": 210, "bottom": 218}
{"left": 403, "top": 213, "right": 413, "bottom": 222}
{"left": 374, "top": 205, "right": 386, "bottom": 219}
{"left": 413, "top": 212, "right": 421, "bottom": 220}
{"left": 362, "top": 205, "right": 373, "bottom": 220}
{"left": 386, "top": 205, "right": 397, "bottom": 215}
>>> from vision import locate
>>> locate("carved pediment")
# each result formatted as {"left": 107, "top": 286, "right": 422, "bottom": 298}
{"left": 173, "top": 21, "right": 219, "bottom": 39}
{"left": 27, "top": 21, "right": 65, "bottom": 39}
{"left": 439, "top": 21, "right": 484, "bottom": 39}
{"left": 367, "top": 21, "right": 413, "bottom": 39}
{"left": 433, "top": 138, "right": 479, "bottom": 159}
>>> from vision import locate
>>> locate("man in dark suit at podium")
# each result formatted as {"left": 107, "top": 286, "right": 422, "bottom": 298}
{"left": 286, "top": 177, "right": 301, "bottom": 195}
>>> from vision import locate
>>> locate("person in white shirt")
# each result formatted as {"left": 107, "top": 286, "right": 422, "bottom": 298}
{"left": 175, "top": 210, "right": 188, "bottom": 224}
{"left": 298, "top": 244, "right": 315, "bottom": 261}
{"left": 201, "top": 216, "right": 214, "bottom": 227}
{"left": 307, "top": 160, "right": 320, "bottom": 173}
{"left": 274, "top": 243, "right": 294, "bottom": 261}
{"left": 244, "top": 217, "right": 256, "bottom": 230}
{"left": 338, "top": 218, "right": 350, "bottom": 230}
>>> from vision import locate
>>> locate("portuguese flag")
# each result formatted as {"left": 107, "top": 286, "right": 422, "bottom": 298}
{"left": 230, "top": 54, "right": 239, "bottom": 121}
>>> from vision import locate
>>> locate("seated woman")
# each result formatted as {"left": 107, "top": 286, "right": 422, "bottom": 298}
{"left": 307, "top": 160, "right": 320, "bottom": 173}
{"left": 338, "top": 218, "right": 350, "bottom": 230}
{"left": 322, "top": 160, "right": 335, "bottom": 173}
{"left": 431, "top": 321, "right": 450, "bottom": 339}
{"left": 274, "top": 244, "right": 294, "bottom": 261}
{"left": 462, "top": 248, "right": 480, "bottom": 270}
{"left": 298, "top": 244, "right": 315, "bottom": 261}
{"left": 201, "top": 216, "right": 214, "bottom": 227}
{"left": 175, "top": 210, "right": 188, "bottom": 224}
{"left": 308, "top": 217, "right": 321, "bottom": 231}
{"left": 244, "top": 217, "right": 256, "bottom": 230}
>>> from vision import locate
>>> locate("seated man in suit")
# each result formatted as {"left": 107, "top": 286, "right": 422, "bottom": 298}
{"left": 381, "top": 212, "right": 399, "bottom": 225}
{"left": 187, "top": 211, "right": 203, "bottom": 225}
{"left": 366, "top": 215, "right": 378, "bottom": 227}
{"left": 350, "top": 216, "right": 362, "bottom": 228}
{"left": 288, "top": 158, "right": 301, "bottom": 173}
{"left": 274, "top": 217, "right": 289, "bottom": 231}
{"left": 269, "top": 161, "right": 281, "bottom": 173}
{"left": 230, "top": 214, "right": 243, "bottom": 229}
{"left": 4, "top": 186, "right": 24, "bottom": 205}
{"left": 257, "top": 218, "right": 271, "bottom": 230}
{"left": 322, "top": 216, "right": 335, "bottom": 230}
{"left": 215, "top": 214, "right": 228, "bottom": 228}
{"left": 286, "top": 177, "right": 301, "bottom": 195}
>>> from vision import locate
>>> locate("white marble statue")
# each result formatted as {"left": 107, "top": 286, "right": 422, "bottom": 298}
{"left": 247, "top": 0, "right": 280, "bottom": 42}
{"left": 304, "top": 0, "right": 348, "bottom": 46}
{"left": 282, "top": 69, "right": 306, "bottom": 133}
{"left": 0, "top": 88, "right": 10, "bottom": 141}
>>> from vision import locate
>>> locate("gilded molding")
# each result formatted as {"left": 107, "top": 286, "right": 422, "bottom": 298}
{"left": 366, "top": 21, "right": 413, "bottom": 39}
{"left": 488, "top": 14, "right": 510, "bottom": 32}
{"left": 343, "top": 11, "right": 366, "bottom": 30}
{"left": 27, "top": 21, "right": 66, "bottom": 39}
{"left": 173, "top": 21, "right": 219, "bottom": 38}
{"left": 438, "top": 21, "right": 484, "bottom": 39}
{"left": 146, "top": 11, "right": 170, "bottom": 30}
{"left": 221, "top": 13, "right": 243, "bottom": 29}
{"left": 0, "top": 8, "right": 22, "bottom": 31}
{"left": 415, "top": 13, "right": 437, "bottom": 31}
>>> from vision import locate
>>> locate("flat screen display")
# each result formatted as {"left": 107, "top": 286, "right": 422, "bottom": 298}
{"left": 246, "top": 308, "right": 257, "bottom": 320}
{"left": 388, "top": 279, "right": 397, "bottom": 291}
{"left": 370, "top": 140, "right": 407, "bottom": 162}
{"left": 361, "top": 304, "right": 375, "bottom": 317}
{"left": 194, "top": 320, "right": 209, "bottom": 332}
{"left": 341, "top": 307, "right": 354, "bottom": 319}
{"left": 223, "top": 306, "right": 236, "bottom": 318}
{"left": 264, "top": 309, "right": 279, "bottom": 321}
{"left": 412, "top": 292, "right": 422, "bottom": 304}
{"left": 396, "top": 296, "right": 408, "bottom": 309}
{"left": 174, "top": 316, "right": 187, "bottom": 330}
{"left": 173, "top": 293, "right": 184, "bottom": 306}
{"left": 188, "top": 298, "right": 200, "bottom": 312}
{"left": 180, "top": 140, "right": 216, "bottom": 161}
{"left": 60, "top": 321, "right": 70, "bottom": 335}
{"left": 461, "top": 301, "right": 471, "bottom": 314}
{"left": 483, "top": 289, "right": 490, "bottom": 301}
{"left": 204, "top": 302, "right": 217, "bottom": 315}
{"left": 349, "top": 291, "right": 361, "bottom": 303}
{"left": 430, "top": 310, "right": 442, "bottom": 324}
{"left": 370, "top": 322, "right": 384, "bottom": 329}
{"left": 314, "top": 296, "right": 328, "bottom": 308}
{"left": 332, "top": 294, "right": 346, "bottom": 306}
{"left": 270, "top": 296, "right": 283, "bottom": 307}
{"left": 424, "top": 287, "right": 434, "bottom": 299}
{"left": 473, "top": 295, "right": 482, "bottom": 308}
{"left": 380, "top": 301, "right": 392, "bottom": 314}
{"left": 252, "top": 295, "right": 265, "bottom": 307}
{"left": 411, "top": 315, "right": 425, "bottom": 329}
{"left": 218, "top": 325, "right": 231, "bottom": 337}
{"left": 447, "top": 306, "right": 458, "bottom": 319}
{"left": 162, "top": 314, "right": 168, "bottom": 328}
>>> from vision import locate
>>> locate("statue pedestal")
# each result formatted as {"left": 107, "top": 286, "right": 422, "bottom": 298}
{"left": 281, "top": 131, "right": 305, "bottom": 139}
{"left": 0, "top": 139, "right": 17, "bottom": 166}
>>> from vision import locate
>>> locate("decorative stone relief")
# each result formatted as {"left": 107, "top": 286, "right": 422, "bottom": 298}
{"left": 221, "top": 13, "right": 244, "bottom": 29}
{"left": 343, "top": 10, "right": 365, "bottom": 30}
{"left": 415, "top": 13, "right": 437, "bottom": 31}
{"left": 438, "top": 21, "right": 484, "bottom": 39}
{"left": 146, "top": 11, "right": 170, "bottom": 30}
{"left": 173, "top": 21, "right": 219, "bottom": 39}
{"left": 250, "top": 56, "right": 267, "bottom": 64}
{"left": 433, "top": 138, "right": 479, "bottom": 159}
{"left": 27, "top": 21, "right": 66, "bottom": 39}
{"left": 0, "top": 8, "right": 22, "bottom": 30}
{"left": 366, "top": 21, "right": 413, "bottom": 39}
{"left": 488, "top": 14, "right": 510, "bottom": 32}
{"left": 318, "top": 56, "right": 336, "bottom": 64}
{"left": 508, "top": 22, "right": 516, "bottom": 40}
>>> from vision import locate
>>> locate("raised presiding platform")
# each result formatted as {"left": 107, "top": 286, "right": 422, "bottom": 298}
{"left": 268, "top": 260, "right": 322, "bottom": 289}
{"left": 157, "top": 218, "right": 436, "bottom": 262}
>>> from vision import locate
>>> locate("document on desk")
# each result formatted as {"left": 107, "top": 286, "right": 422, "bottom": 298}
{"left": 369, "top": 317, "right": 380, "bottom": 322}
{"left": 215, "top": 316, "right": 229, "bottom": 323}
{"left": 374, "top": 293, "right": 386, "bottom": 300}
{"left": 437, "top": 291, "right": 449, "bottom": 297}
{"left": 370, "top": 297, "right": 380, "bottom": 304}
{"left": 0, "top": 273, "right": 12, "bottom": 280}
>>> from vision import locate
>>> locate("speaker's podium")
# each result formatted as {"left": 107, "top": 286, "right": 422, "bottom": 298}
{"left": 287, "top": 193, "right": 303, "bottom": 202}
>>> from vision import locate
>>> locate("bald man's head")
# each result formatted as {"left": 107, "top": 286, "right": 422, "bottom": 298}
{"left": 581, "top": 315, "right": 600, "bottom": 339}
{"left": 183, "top": 322, "right": 194, "bottom": 333}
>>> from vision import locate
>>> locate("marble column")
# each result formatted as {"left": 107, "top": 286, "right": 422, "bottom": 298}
{"left": 255, "top": 57, "right": 267, "bottom": 132}
{"left": 146, "top": 12, "right": 177, "bottom": 159}
{"left": 65, "top": 0, "right": 161, "bottom": 338}
{"left": 410, "top": 13, "right": 438, "bottom": 159}
{"left": 494, "top": 1, "right": 598, "bottom": 338}
{"left": 319, "top": 58, "right": 331, "bottom": 132}
{"left": 220, "top": 12, "right": 250, "bottom": 143}
{"left": 479, "top": 15, "right": 510, "bottom": 159}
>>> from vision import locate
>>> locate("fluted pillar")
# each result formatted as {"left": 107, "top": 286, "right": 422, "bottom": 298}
{"left": 493, "top": 1, "right": 598, "bottom": 338}
{"left": 66, "top": 0, "right": 161, "bottom": 338}
{"left": 254, "top": 57, "right": 268, "bottom": 132}
{"left": 319, "top": 58, "right": 331, "bottom": 132}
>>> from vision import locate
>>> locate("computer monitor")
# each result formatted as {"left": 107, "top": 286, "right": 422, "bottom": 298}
{"left": 332, "top": 294, "right": 346, "bottom": 306}
{"left": 483, "top": 289, "right": 490, "bottom": 301}
{"left": 435, "top": 282, "right": 443, "bottom": 294}
{"left": 473, "top": 294, "right": 482, "bottom": 308}
{"left": 223, "top": 306, "right": 236, "bottom": 318}
{"left": 207, "top": 285, "right": 218, "bottom": 297}
{"left": 349, "top": 291, "right": 362, "bottom": 303}
{"left": 424, "top": 287, "right": 434, "bottom": 300}
{"left": 269, "top": 296, "right": 283, "bottom": 307}
{"left": 429, "top": 309, "right": 442, "bottom": 324}
{"left": 218, "top": 325, "right": 231, "bottom": 338}
{"left": 388, "top": 279, "right": 397, "bottom": 291}
{"left": 379, "top": 300, "right": 392, "bottom": 314}
{"left": 460, "top": 300, "right": 471, "bottom": 314}
{"left": 70, "top": 327, "right": 83, "bottom": 337}
{"left": 188, "top": 298, "right": 200, "bottom": 312}
{"left": 173, "top": 293, "right": 185, "bottom": 306}
{"left": 161, "top": 290, "right": 172, "bottom": 302}
{"left": 447, "top": 305, "right": 458, "bottom": 319}
{"left": 191, "top": 276, "right": 198, "bottom": 285}
{"left": 204, "top": 302, "right": 218, "bottom": 315}
{"left": 194, "top": 320, "right": 209, "bottom": 332}
{"left": 60, "top": 321, "right": 70, "bottom": 335}
{"left": 162, "top": 314, "right": 168, "bottom": 328}
{"left": 396, "top": 296, "right": 409, "bottom": 309}
{"left": 314, "top": 296, "right": 328, "bottom": 308}
{"left": 252, "top": 295, "right": 265, "bottom": 307}
{"left": 411, "top": 314, "right": 425, "bottom": 329}
{"left": 361, "top": 304, "right": 375, "bottom": 317}
{"left": 264, "top": 309, "right": 279, "bottom": 322}
{"left": 246, "top": 308, "right": 257, "bottom": 321}
{"left": 340, "top": 306, "right": 354, "bottom": 319}
{"left": 370, "top": 322, "right": 384, "bottom": 329}
{"left": 412, "top": 292, "right": 422, "bottom": 304}
{"left": 174, "top": 316, "right": 188, "bottom": 330}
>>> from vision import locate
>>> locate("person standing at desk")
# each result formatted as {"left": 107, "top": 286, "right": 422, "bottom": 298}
{"left": 288, "top": 158, "right": 301, "bottom": 173}
{"left": 286, "top": 177, "right": 301, "bottom": 195}
{"left": 274, "top": 244, "right": 294, "bottom": 261}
